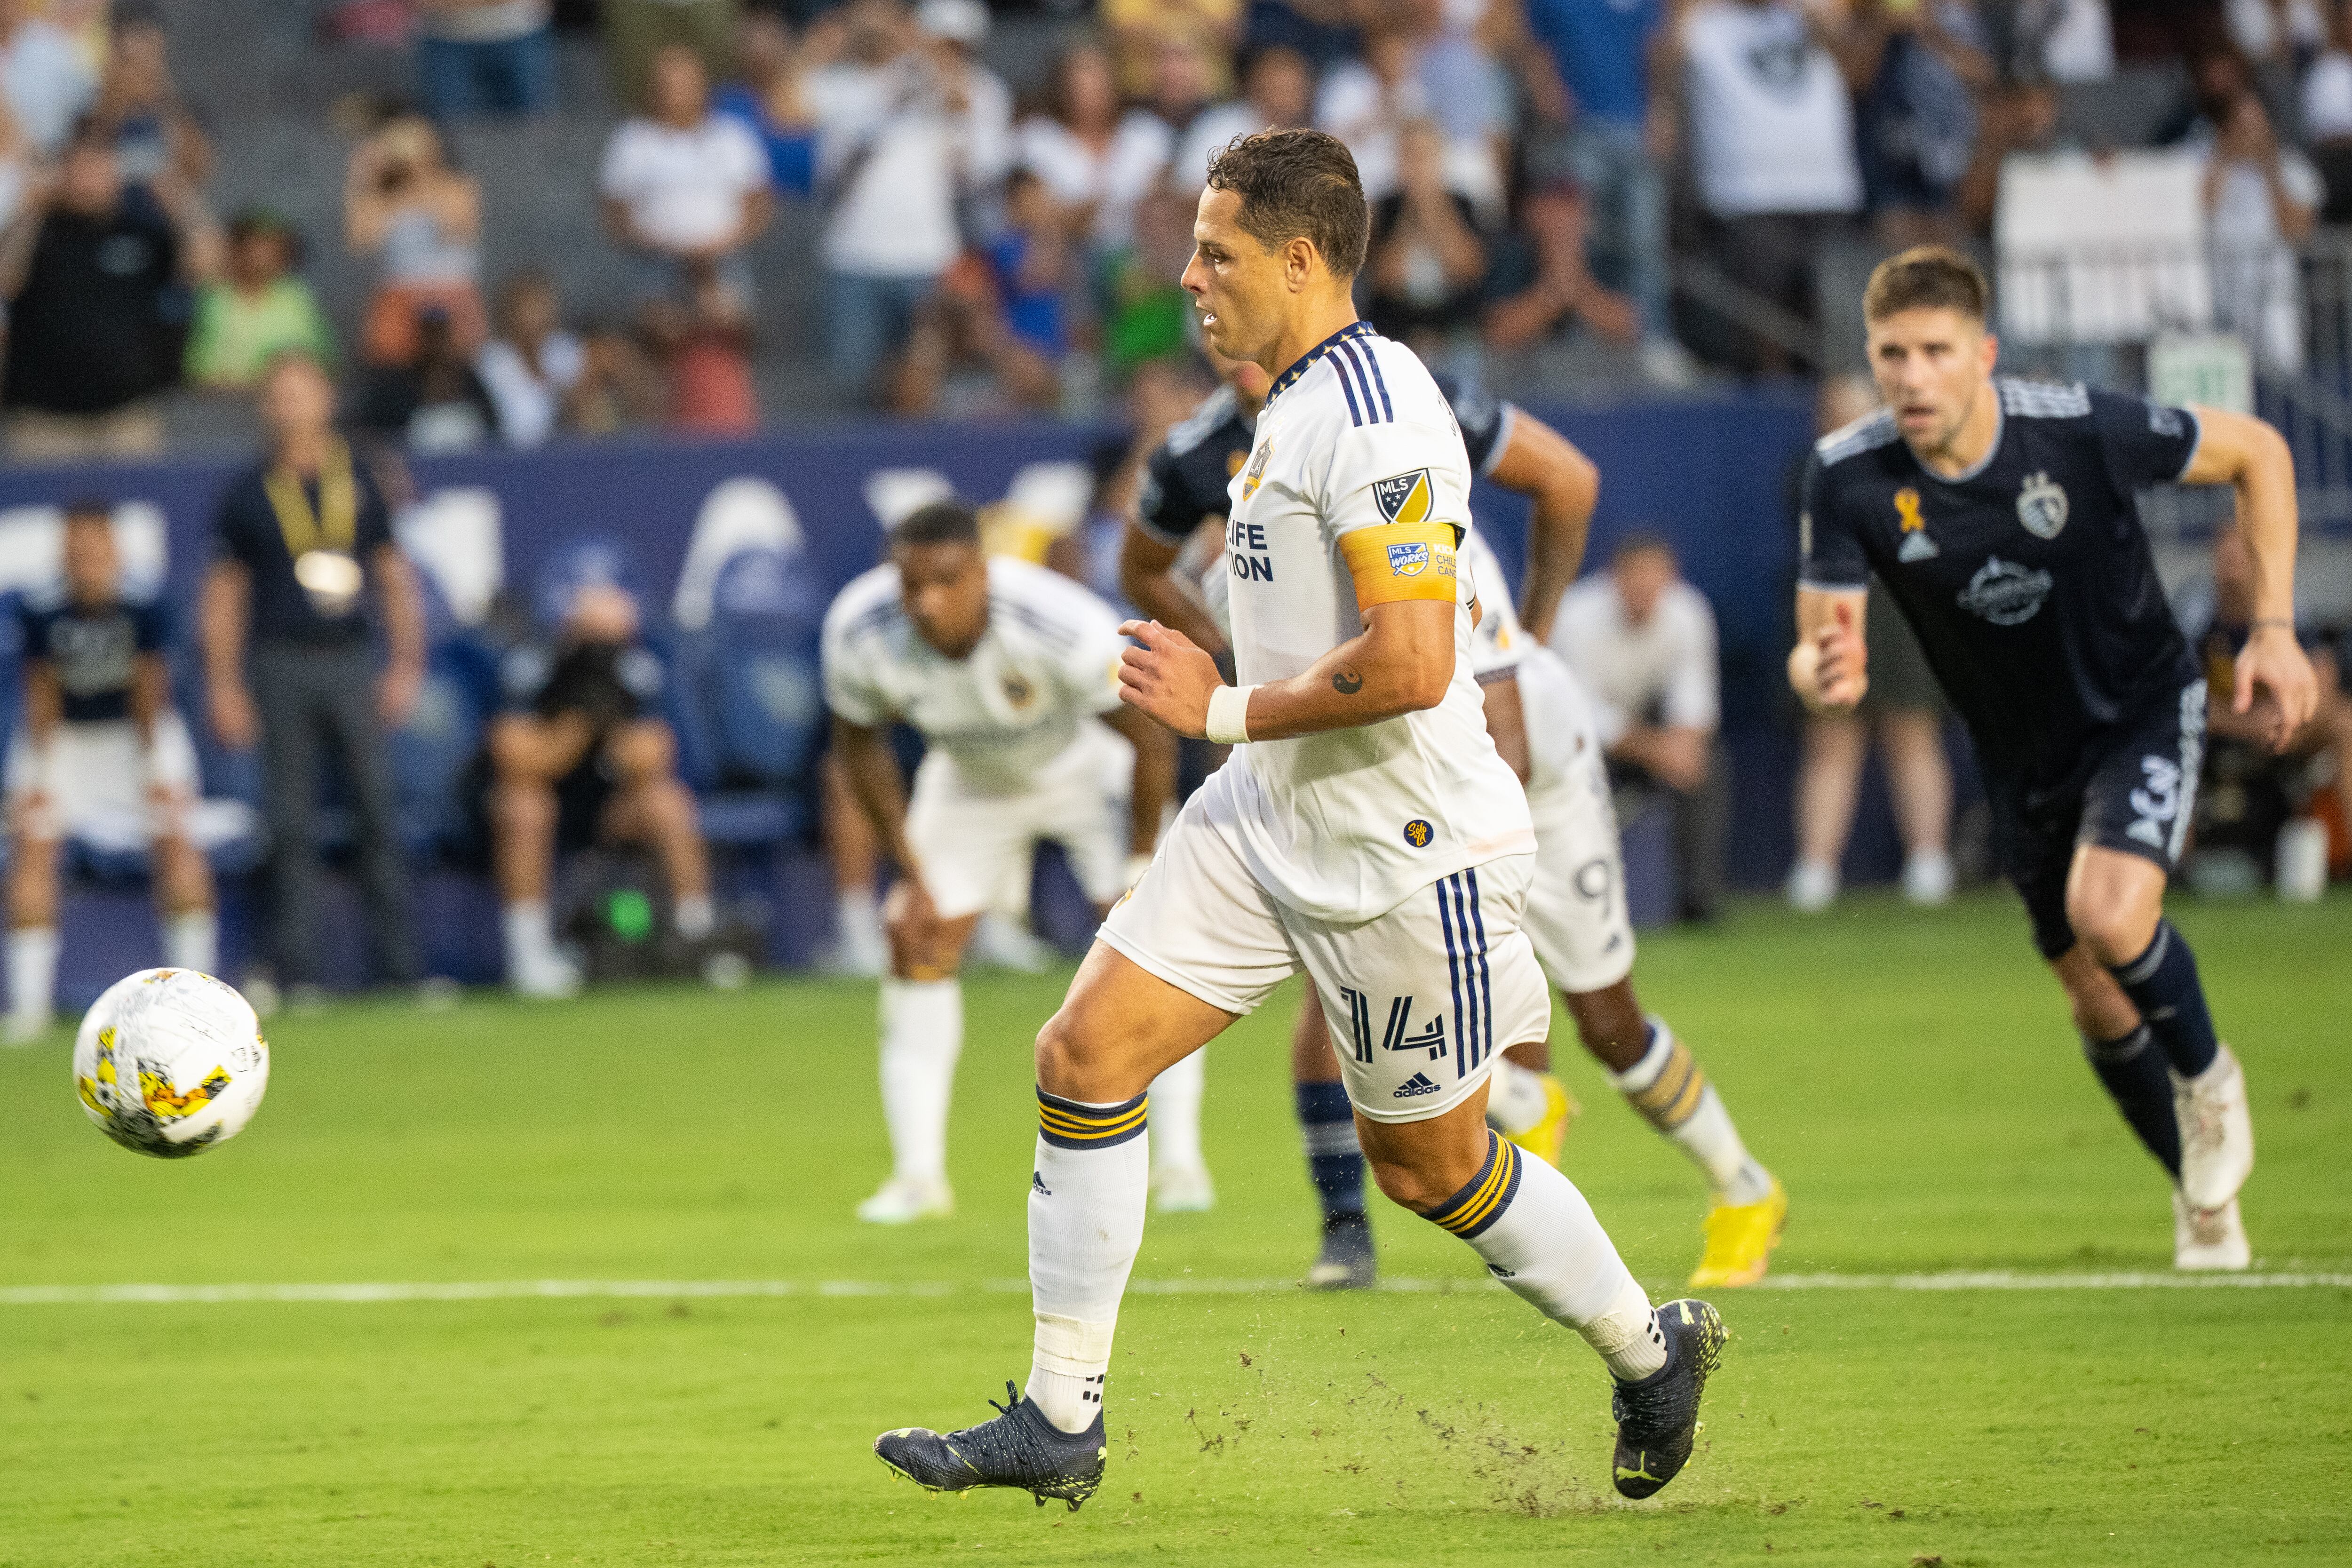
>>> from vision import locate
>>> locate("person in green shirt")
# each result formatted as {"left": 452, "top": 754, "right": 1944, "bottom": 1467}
{"left": 184, "top": 208, "right": 336, "bottom": 390}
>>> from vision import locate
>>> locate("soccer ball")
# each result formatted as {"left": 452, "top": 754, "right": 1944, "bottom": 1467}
{"left": 72, "top": 969, "right": 269, "bottom": 1159}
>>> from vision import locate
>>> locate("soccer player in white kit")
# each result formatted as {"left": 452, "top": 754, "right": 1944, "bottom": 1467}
{"left": 875, "top": 130, "right": 1724, "bottom": 1511}
{"left": 823, "top": 501, "right": 1182, "bottom": 1225}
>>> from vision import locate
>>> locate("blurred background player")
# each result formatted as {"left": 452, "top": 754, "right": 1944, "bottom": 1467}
{"left": 6, "top": 501, "right": 216, "bottom": 1042}
{"left": 1127, "top": 368, "right": 1782, "bottom": 1293}
{"left": 1795, "top": 247, "right": 2315, "bottom": 1272}
{"left": 486, "top": 581, "right": 713, "bottom": 998}
{"left": 1551, "top": 533, "right": 1727, "bottom": 925}
{"left": 822, "top": 501, "right": 1179, "bottom": 1225}
{"left": 1786, "top": 374, "right": 1956, "bottom": 913}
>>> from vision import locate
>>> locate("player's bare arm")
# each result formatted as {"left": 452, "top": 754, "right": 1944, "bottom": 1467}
{"left": 1116, "top": 597, "right": 1456, "bottom": 741}
{"left": 2178, "top": 406, "right": 2318, "bottom": 748}
{"left": 829, "top": 715, "right": 923, "bottom": 895}
{"left": 1117, "top": 522, "right": 1230, "bottom": 655}
{"left": 1789, "top": 588, "right": 1868, "bottom": 711}
{"left": 1100, "top": 701, "right": 1176, "bottom": 859}
{"left": 1486, "top": 411, "right": 1600, "bottom": 642}
{"left": 1480, "top": 671, "right": 1533, "bottom": 783}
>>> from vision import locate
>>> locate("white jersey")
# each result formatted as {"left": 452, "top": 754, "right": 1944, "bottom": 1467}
{"left": 1460, "top": 529, "right": 1602, "bottom": 801}
{"left": 1218, "top": 321, "right": 1534, "bottom": 923}
{"left": 821, "top": 556, "right": 1128, "bottom": 795}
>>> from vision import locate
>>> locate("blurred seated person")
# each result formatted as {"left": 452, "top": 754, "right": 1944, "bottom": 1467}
{"left": 476, "top": 270, "right": 585, "bottom": 448}
{"left": 712, "top": 5, "right": 820, "bottom": 199}
{"left": 7, "top": 501, "right": 217, "bottom": 1043}
{"left": 1480, "top": 180, "right": 1640, "bottom": 356}
{"left": 2198, "top": 515, "right": 2352, "bottom": 845}
{"left": 638, "top": 257, "right": 760, "bottom": 436}
{"left": 1365, "top": 118, "right": 1487, "bottom": 353}
{"left": 889, "top": 255, "right": 1058, "bottom": 418}
{"left": 185, "top": 208, "right": 336, "bottom": 391}
{"left": 1552, "top": 533, "right": 1728, "bottom": 923}
{"left": 599, "top": 44, "right": 773, "bottom": 302}
{"left": 352, "top": 307, "right": 497, "bottom": 452}
{"left": 344, "top": 113, "right": 485, "bottom": 366}
{"left": 986, "top": 168, "right": 1072, "bottom": 364}
{"left": 487, "top": 582, "right": 713, "bottom": 997}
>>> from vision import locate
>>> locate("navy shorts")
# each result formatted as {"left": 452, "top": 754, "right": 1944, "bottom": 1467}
{"left": 1988, "top": 680, "right": 2207, "bottom": 960}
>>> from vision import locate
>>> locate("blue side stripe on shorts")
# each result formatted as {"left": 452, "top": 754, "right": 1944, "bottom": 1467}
{"left": 1465, "top": 866, "right": 1494, "bottom": 1070}
{"left": 1437, "top": 876, "right": 1466, "bottom": 1080}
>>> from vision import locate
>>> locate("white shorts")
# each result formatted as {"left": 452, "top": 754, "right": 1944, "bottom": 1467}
{"left": 5, "top": 713, "right": 199, "bottom": 852}
{"left": 906, "top": 726, "right": 1131, "bottom": 921}
{"left": 1099, "top": 763, "right": 1550, "bottom": 1124}
{"left": 1521, "top": 742, "right": 1637, "bottom": 995}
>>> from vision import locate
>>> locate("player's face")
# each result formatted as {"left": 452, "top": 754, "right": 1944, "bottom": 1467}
{"left": 894, "top": 539, "right": 990, "bottom": 659}
{"left": 61, "top": 518, "right": 117, "bottom": 605}
{"left": 1867, "top": 307, "right": 1998, "bottom": 456}
{"left": 1182, "top": 188, "right": 1287, "bottom": 368}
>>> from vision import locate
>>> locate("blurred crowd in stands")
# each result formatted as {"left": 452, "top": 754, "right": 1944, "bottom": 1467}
{"left": 0, "top": 0, "right": 2348, "bottom": 455}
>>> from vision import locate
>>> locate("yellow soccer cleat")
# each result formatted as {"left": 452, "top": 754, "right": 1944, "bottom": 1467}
{"left": 1502, "top": 1073, "right": 1578, "bottom": 1168}
{"left": 1688, "top": 1177, "right": 1787, "bottom": 1288}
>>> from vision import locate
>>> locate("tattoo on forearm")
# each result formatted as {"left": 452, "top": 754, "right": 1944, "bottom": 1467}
{"left": 1332, "top": 670, "right": 1364, "bottom": 695}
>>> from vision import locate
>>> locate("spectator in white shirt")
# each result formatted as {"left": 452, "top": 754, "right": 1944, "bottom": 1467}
{"left": 476, "top": 270, "right": 585, "bottom": 447}
{"left": 804, "top": 0, "right": 974, "bottom": 398}
{"left": 1551, "top": 534, "right": 1729, "bottom": 923}
{"left": 916, "top": 0, "right": 1012, "bottom": 196}
{"left": 1658, "top": 0, "right": 1862, "bottom": 372}
{"left": 599, "top": 44, "right": 773, "bottom": 302}
{"left": 1171, "top": 43, "right": 1312, "bottom": 194}
{"left": 0, "top": 0, "right": 94, "bottom": 156}
{"left": 2204, "top": 88, "right": 2320, "bottom": 372}
{"left": 1015, "top": 42, "right": 1125, "bottom": 241}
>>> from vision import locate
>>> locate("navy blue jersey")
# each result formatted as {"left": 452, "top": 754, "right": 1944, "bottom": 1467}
{"left": 18, "top": 592, "right": 171, "bottom": 724}
{"left": 1135, "top": 372, "right": 1511, "bottom": 547}
{"left": 1799, "top": 379, "right": 2204, "bottom": 783}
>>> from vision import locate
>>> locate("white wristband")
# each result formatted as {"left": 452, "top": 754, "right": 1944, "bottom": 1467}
{"left": 1204, "top": 683, "right": 1255, "bottom": 745}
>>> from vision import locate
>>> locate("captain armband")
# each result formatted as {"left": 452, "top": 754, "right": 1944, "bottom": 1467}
{"left": 1337, "top": 522, "right": 1460, "bottom": 613}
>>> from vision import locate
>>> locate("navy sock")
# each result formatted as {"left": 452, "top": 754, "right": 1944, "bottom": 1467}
{"left": 2082, "top": 1026, "right": 2182, "bottom": 1178}
{"left": 1295, "top": 1081, "right": 1365, "bottom": 1220}
{"left": 2106, "top": 920, "right": 2220, "bottom": 1079}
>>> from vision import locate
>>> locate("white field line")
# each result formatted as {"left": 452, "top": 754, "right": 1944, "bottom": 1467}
{"left": 0, "top": 1269, "right": 2347, "bottom": 1307}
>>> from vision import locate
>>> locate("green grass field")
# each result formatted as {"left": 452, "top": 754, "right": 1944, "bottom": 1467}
{"left": 3, "top": 892, "right": 2349, "bottom": 1567}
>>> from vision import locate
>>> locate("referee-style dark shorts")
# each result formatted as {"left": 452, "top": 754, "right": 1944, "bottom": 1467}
{"left": 1988, "top": 680, "right": 2208, "bottom": 960}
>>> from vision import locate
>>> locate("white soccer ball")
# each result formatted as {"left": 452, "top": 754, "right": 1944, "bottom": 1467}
{"left": 72, "top": 968, "right": 269, "bottom": 1159}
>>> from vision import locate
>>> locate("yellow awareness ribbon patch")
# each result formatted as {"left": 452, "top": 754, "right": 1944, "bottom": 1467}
{"left": 1340, "top": 522, "right": 1459, "bottom": 612}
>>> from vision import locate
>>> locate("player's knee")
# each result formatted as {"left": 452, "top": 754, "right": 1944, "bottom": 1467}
{"left": 1366, "top": 1151, "right": 1455, "bottom": 1215}
{"left": 2062, "top": 891, "right": 2150, "bottom": 966}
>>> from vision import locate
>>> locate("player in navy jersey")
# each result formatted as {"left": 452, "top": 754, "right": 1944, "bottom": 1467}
{"left": 5, "top": 502, "right": 218, "bottom": 1042}
{"left": 1794, "top": 248, "right": 2318, "bottom": 1270}
{"left": 1124, "top": 358, "right": 1787, "bottom": 1295}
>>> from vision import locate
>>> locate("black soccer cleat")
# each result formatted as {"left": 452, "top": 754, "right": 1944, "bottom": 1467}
{"left": 1610, "top": 1297, "right": 1725, "bottom": 1499}
{"left": 874, "top": 1382, "right": 1107, "bottom": 1512}
{"left": 1304, "top": 1210, "right": 1377, "bottom": 1290}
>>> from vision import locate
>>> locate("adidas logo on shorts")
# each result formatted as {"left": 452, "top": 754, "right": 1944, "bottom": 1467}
{"left": 1393, "top": 1072, "right": 1441, "bottom": 1099}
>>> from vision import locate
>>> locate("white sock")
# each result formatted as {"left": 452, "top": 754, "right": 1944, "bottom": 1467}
{"left": 1486, "top": 1056, "right": 1551, "bottom": 1135}
{"left": 163, "top": 908, "right": 218, "bottom": 974}
{"left": 674, "top": 893, "right": 715, "bottom": 941}
{"left": 878, "top": 977, "right": 963, "bottom": 1184}
{"left": 8, "top": 925, "right": 58, "bottom": 1027}
{"left": 1611, "top": 1016, "right": 1773, "bottom": 1206}
{"left": 503, "top": 900, "right": 557, "bottom": 978}
{"left": 1026, "top": 1087, "right": 1149, "bottom": 1432}
{"left": 1147, "top": 1049, "right": 1205, "bottom": 1175}
{"left": 1426, "top": 1129, "right": 1666, "bottom": 1381}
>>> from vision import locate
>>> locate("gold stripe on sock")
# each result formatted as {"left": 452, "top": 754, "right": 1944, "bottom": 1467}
{"left": 1626, "top": 1041, "right": 1708, "bottom": 1132}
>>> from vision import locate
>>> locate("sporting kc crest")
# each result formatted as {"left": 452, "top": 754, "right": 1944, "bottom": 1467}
{"left": 1372, "top": 469, "right": 1433, "bottom": 526}
{"left": 2017, "top": 470, "right": 2069, "bottom": 540}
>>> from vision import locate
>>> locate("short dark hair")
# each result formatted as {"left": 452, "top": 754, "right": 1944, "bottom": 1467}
{"left": 1612, "top": 530, "right": 1677, "bottom": 567}
{"left": 895, "top": 500, "right": 981, "bottom": 548}
{"left": 62, "top": 496, "right": 112, "bottom": 525}
{"left": 1204, "top": 128, "right": 1368, "bottom": 279}
{"left": 1864, "top": 246, "right": 1989, "bottom": 324}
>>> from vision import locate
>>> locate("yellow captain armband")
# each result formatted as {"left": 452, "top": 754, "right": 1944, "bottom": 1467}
{"left": 1339, "top": 522, "right": 1460, "bottom": 612}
